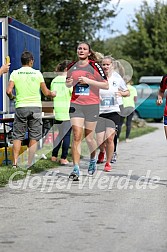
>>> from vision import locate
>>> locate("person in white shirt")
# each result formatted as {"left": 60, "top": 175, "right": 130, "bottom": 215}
{"left": 96, "top": 56, "right": 129, "bottom": 171}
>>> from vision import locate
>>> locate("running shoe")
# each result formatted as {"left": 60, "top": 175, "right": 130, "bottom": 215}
{"left": 104, "top": 162, "right": 111, "bottom": 172}
{"left": 97, "top": 151, "right": 105, "bottom": 163}
{"left": 12, "top": 164, "right": 18, "bottom": 169}
{"left": 69, "top": 165, "right": 80, "bottom": 181}
{"left": 111, "top": 152, "right": 117, "bottom": 163}
{"left": 88, "top": 160, "right": 97, "bottom": 176}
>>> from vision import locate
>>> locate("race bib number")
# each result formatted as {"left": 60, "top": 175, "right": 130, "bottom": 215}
{"left": 101, "top": 97, "right": 115, "bottom": 107}
{"left": 75, "top": 84, "right": 90, "bottom": 95}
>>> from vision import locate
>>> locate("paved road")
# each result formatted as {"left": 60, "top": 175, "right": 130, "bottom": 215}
{"left": 0, "top": 123, "right": 167, "bottom": 252}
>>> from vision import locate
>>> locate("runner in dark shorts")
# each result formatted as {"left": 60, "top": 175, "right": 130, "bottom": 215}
{"left": 96, "top": 56, "right": 129, "bottom": 172}
{"left": 66, "top": 42, "right": 108, "bottom": 181}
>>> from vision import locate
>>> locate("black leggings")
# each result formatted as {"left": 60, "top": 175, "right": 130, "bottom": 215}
{"left": 52, "top": 120, "right": 72, "bottom": 159}
{"left": 118, "top": 112, "right": 134, "bottom": 139}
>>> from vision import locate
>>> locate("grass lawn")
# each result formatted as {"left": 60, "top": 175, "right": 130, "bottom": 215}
{"left": 0, "top": 122, "right": 158, "bottom": 187}
{"left": 119, "top": 123, "right": 158, "bottom": 141}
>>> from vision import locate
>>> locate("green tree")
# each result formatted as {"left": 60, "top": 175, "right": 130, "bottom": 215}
{"left": 0, "top": 0, "right": 118, "bottom": 72}
{"left": 102, "top": 35, "right": 127, "bottom": 59}
{"left": 122, "top": 0, "right": 167, "bottom": 82}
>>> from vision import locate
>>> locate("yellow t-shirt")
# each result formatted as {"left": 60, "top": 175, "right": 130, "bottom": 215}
{"left": 123, "top": 84, "right": 137, "bottom": 108}
{"left": 9, "top": 66, "right": 44, "bottom": 108}
{"left": 51, "top": 75, "right": 72, "bottom": 121}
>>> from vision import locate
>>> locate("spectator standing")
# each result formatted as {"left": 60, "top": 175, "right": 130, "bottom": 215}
{"left": 50, "top": 60, "right": 72, "bottom": 165}
{"left": 117, "top": 78, "right": 137, "bottom": 142}
{"left": 6, "top": 51, "right": 56, "bottom": 168}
